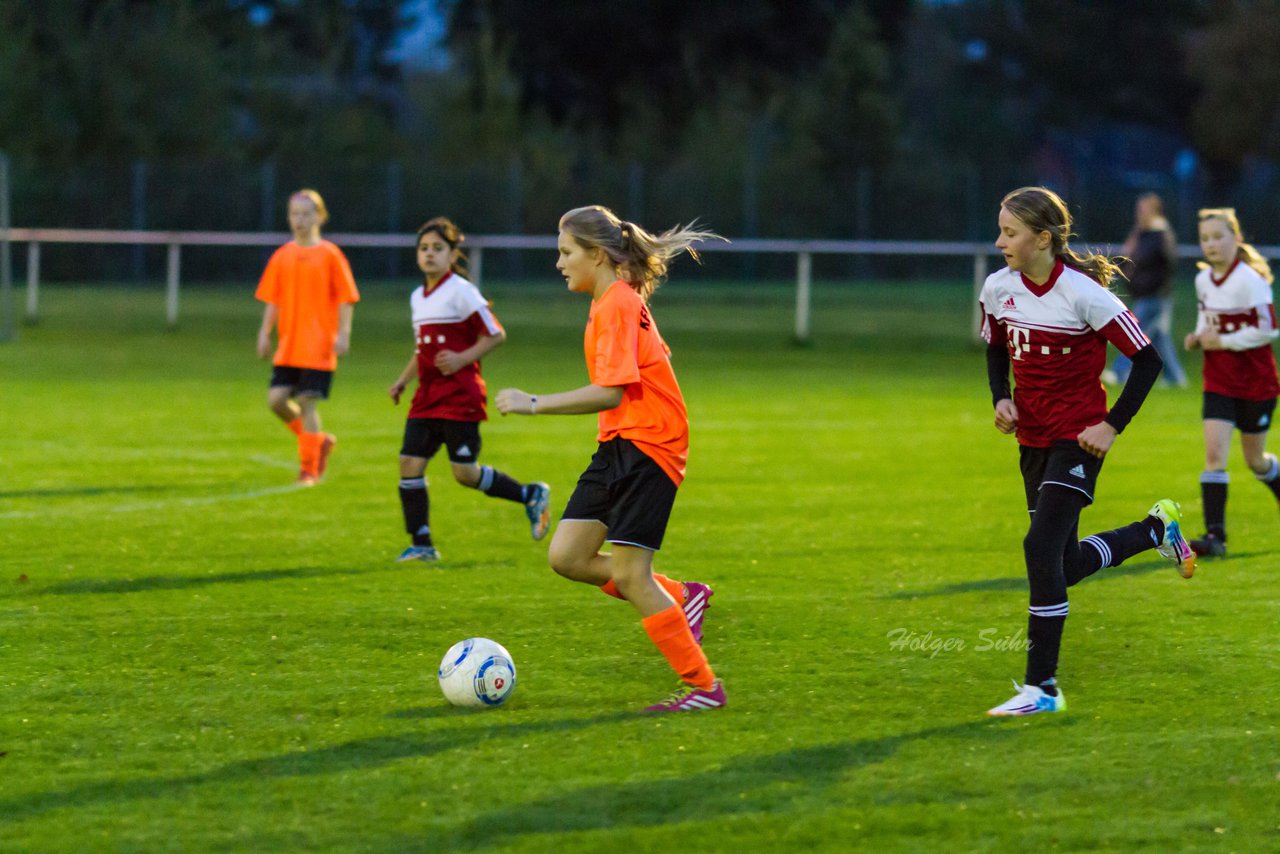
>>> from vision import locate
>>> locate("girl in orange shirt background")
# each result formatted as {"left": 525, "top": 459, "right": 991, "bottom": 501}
{"left": 255, "top": 189, "right": 360, "bottom": 486}
{"left": 496, "top": 205, "right": 725, "bottom": 713}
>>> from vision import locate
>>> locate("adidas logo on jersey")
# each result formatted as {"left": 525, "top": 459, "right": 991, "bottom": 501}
{"left": 1002, "top": 296, "right": 1017, "bottom": 311}
{"left": 1068, "top": 464, "right": 1086, "bottom": 478}
{"left": 456, "top": 445, "right": 472, "bottom": 457}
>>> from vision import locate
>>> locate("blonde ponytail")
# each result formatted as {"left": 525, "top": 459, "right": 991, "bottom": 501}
{"left": 559, "top": 205, "right": 727, "bottom": 301}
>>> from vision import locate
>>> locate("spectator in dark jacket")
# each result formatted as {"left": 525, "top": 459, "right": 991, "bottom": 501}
{"left": 1104, "top": 193, "right": 1187, "bottom": 387}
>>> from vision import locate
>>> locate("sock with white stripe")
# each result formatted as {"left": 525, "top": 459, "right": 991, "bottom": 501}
{"left": 399, "top": 477, "right": 433, "bottom": 546}
{"left": 1066, "top": 518, "right": 1163, "bottom": 586}
{"left": 1255, "top": 454, "right": 1280, "bottom": 502}
{"left": 1026, "top": 607, "right": 1067, "bottom": 686}
{"left": 473, "top": 465, "right": 525, "bottom": 503}
{"left": 1201, "top": 470, "right": 1228, "bottom": 540}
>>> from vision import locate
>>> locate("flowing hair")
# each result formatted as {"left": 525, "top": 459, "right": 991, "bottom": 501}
{"left": 416, "top": 216, "right": 470, "bottom": 279}
{"left": 558, "top": 205, "right": 726, "bottom": 301}
{"left": 1197, "top": 208, "right": 1273, "bottom": 283}
{"left": 1001, "top": 186, "right": 1122, "bottom": 286}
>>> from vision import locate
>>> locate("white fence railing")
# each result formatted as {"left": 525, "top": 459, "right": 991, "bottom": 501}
{"left": 7, "top": 228, "right": 1273, "bottom": 342}
{"left": 0, "top": 227, "right": 1005, "bottom": 342}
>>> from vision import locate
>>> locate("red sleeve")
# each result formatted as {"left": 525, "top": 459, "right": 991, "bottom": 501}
{"left": 1100, "top": 310, "right": 1151, "bottom": 358}
{"left": 981, "top": 309, "right": 1005, "bottom": 346}
{"left": 464, "top": 307, "right": 503, "bottom": 339}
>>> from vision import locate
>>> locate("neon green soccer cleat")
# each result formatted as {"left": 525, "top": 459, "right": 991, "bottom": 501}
{"left": 1149, "top": 499, "right": 1196, "bottom": 579}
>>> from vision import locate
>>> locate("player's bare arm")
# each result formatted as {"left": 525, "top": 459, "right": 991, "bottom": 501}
{"left": 389, "top": 353, "right": 417, "bottom": 404}
{"left": 334, "top": 304, "right": 354, "bottom": 356}
{"left": 495, "top": 384, "right": 624, "bottom": 416}
{"left": 257, "top": 304, "right": 278, "bottom": 359}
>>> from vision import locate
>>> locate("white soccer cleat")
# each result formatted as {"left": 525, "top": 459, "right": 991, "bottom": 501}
{"left": 987, "top": 680, "right": 1066, "bottom": 716}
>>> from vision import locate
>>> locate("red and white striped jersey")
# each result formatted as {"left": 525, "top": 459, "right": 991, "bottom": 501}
{"left": 408, "top": 271, "right": 504, "bottom": 421}
{"left": 1193, "top": 259, "right": 1280, "bottom": 401}
{"left": 981, "top": 259, "right": 1150, "bottom": 448}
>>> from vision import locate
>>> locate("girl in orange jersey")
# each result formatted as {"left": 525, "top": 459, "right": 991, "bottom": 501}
{"left": 255, "top": 189, "right": 360, "bottom": 485}
{"left": 496, "top": 205, "right": 724, "bottom": 713}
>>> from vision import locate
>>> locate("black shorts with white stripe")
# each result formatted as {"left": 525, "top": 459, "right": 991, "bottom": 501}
{"left": 1019, "top": 441, "right": 1104, "bottom": 511}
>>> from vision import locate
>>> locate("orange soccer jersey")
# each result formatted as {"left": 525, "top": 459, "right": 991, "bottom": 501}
{"left": 255, "top": 240, "right": 360, "bottom": 370}
{"left": 585, "top": 281, "right": 689, "bottom": 485}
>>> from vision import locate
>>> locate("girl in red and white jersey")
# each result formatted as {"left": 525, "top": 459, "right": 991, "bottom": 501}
{"left": 980, "top": 187, "right": 1195, "bottom": 717}
{"left": 1183, "top": 208, "right": 1280, "bottom": 557}
{"left": 387, "top": 218, "right": 550, "bottom": 562}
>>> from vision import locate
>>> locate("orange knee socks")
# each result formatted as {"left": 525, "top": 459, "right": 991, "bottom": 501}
{"left": 642, "top": 605, "right": 714, "bottom": 689}
{"left": 298, "top": 432, "right": 325, "bottom": 476}
{"left": 601, "top": 574, "right": 685, "bottom": 604}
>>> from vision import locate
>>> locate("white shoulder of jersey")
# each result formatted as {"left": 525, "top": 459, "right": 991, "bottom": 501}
{"left": 412, "top": 274, "right": 486, "bottom": 324}
{"left": 1060, "top": 265, "right": 1123, "bottom": 300}
{"left": 1232, "top": 263, "right": 1275, "bottom": 302}
{"left": 979, "top": 266, "right": 1018, "bottom": 304}
{"left": 1058, "top": 267, "right": 1127, "bottom": 329}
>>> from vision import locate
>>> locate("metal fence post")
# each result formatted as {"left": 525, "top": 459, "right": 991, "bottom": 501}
{"left": 471, "top": 246, "right": 484, "bottom": 287}
{"left": 0, "top": 150, "right": 13, "bottom": 341}
{"left": 972, "top": 250, "right": 989, "bottom": 342}
{"left": 26, "top": 241, "right": 40, "bottom": 323}
{"left": 166, "top": 242, "right": 181, "bottom": 326}
{"left": 795, "top": 249, "right": 812, "bottom": 344}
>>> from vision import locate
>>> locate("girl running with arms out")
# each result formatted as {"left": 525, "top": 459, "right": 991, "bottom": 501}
{"left": 389, "top": 217, "right": 550, "bottom": 562}
{"left": 256, "top": 189, "right": 359, "bottom": 486}
{"left": 495, "top": 205, "right": 722, "bottom": 713}
{"left": 981, "top": 187, "right": 1195, "bottom": 717}
{"left": 1184, "top": 208, "right": 1280, "bottom": 557}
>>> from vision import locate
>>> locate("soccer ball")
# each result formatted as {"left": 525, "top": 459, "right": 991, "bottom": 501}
{"left": 437, "top": 637, "right": 517, "bottom": 708}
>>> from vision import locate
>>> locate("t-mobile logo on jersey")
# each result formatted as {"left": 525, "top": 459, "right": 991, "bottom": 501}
{"left": 1008, "top": 325, "right": 1031, "bottom": 360}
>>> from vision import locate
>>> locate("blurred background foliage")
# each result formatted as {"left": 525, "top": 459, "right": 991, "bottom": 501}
{"left": 3, "top": 0, "right": 1280, "bottom": 280}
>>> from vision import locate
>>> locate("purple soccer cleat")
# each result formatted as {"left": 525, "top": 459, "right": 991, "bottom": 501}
{"left": 682, "top": 581, "right": 714, "bottom": 645}
{"left": 643, "top": 679, "right": 727, "bottom": 713}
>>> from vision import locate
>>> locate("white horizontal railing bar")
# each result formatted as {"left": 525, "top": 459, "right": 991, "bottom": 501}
{"left": 9, "top": 227, "right": 1278, "bottom": 341}
{"left": 6, "top": 228, "right": 1280, "bottom": 259}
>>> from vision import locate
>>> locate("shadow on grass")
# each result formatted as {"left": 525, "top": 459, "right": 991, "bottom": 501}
{"left": 0, "top": 485, "right": 175, "bottom": 500}
{"left": 447, "top": 719, "right": 1043, "bottom": 848}
{"left": 0, "top": 711, "right": 636, "bottom": 821}
{"left": 38, "top": 566, "right": 367, "bottom": 596}
{"left": 27, "top": 559, "right": 493, "bottom": 597}
{"left": 883, "top": 558, "right": 1177, "bottom": 601}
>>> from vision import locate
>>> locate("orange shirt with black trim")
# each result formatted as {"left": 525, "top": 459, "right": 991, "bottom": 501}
{"left": 255, "top": 240, "right": 360, "bottom": 370}
{"left": 585, "top": 280, "right": 689, "bottom": 486}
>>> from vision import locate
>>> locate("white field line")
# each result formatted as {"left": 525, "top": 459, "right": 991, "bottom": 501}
{"left": 248, "top": 454, "right": 298, "bottom": 470}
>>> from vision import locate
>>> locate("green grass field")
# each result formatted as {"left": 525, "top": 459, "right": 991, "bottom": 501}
{"left": 2, "top": 279, "right": 1277, "bottom": 852}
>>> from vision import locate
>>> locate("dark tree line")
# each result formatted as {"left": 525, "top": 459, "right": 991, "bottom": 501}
{"left": 4, "top": 0, "right": 1280, "bottom": 221}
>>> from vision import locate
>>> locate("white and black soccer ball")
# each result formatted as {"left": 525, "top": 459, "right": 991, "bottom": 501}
{"left": 437, "top": 637, "right": 517, "bottom": 708}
